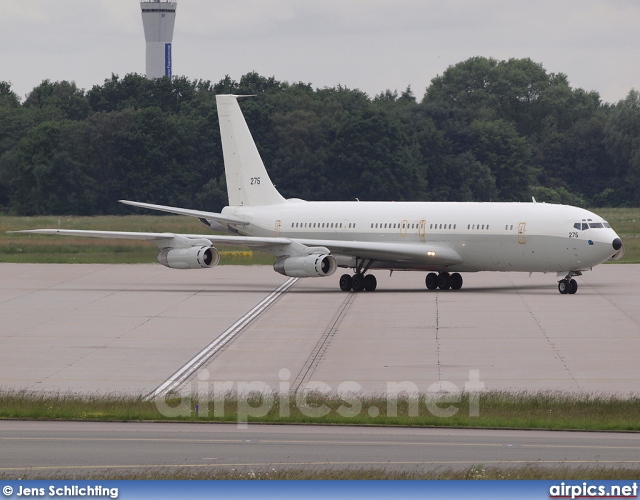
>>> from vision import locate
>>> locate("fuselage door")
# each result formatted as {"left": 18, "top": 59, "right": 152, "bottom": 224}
{"left": 518, "top": 222, "right": 526, "bottom": 244}
{"left": 419, "top": 220, "right": 426, "bottom": 237}
{"left": 401, "top": 220, "right": 408, "bottom": 238}
{"left": 275, "top": 219, "right": 281, "bottom": 237}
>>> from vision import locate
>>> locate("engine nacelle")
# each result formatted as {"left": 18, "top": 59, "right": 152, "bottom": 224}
{"left": 273, "top": 254, "right": 337, "bottom": 278}
{"left": 157, "top": 246, "right": 220, "bottom": 269}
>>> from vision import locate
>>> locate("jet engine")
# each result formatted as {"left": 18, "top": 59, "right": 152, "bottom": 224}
{"left": 273, "top": 254, "right": 337, "bottom": 278}
{"left": 157, "top": 246, "right": 220, "bottom": 269}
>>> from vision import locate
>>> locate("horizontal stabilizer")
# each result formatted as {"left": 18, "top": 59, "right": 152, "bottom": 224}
{"left": 119, "top": 200, "right": 248, "bottom": 226}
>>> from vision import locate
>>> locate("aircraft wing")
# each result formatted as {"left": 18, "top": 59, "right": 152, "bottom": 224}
{"left": 10, "top": 229, "right": 290, "bottom": 248}
{"left": 10, "top": 230, "right": 462, "bottom": 266}
{"left": 119, "top": 200, "right": 249, "bottom": 226}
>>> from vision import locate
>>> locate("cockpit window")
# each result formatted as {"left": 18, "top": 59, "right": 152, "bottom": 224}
{"left": 573, "top": 223, "right": 581, "bottom": 230}
{"left": 589, "top": 222, "right": 604, "bottom": 229}
{"left": 603, "top": 222, "right": 611, "bottom": 228}
{"left": 581, "top": 223, "right": 589, "bottom": 230}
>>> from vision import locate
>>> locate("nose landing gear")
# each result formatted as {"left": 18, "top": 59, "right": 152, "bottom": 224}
{"left": 558, "top": 272, "right": 580, "bottom": 295}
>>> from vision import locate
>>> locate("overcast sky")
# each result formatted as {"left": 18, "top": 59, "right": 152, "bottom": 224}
{"left": 2, "top": 0, "right": 639, "bottom": 104}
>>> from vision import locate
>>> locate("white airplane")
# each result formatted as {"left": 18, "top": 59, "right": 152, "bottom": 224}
{"left": 14, "top": 95, "right": 624, "bottom": 294}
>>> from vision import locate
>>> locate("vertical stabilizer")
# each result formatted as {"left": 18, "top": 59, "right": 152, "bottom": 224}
{"left": 216, "top": 95, "right": 286, "bottom": 207}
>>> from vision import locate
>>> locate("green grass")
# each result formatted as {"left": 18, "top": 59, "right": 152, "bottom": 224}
{"left": 2, "top": 464, "right": 639, "bottom": 480}
{"left": 2, "top": 389, "right": 640, "bottom": 432}
{"left": 2, "top": 209, "right": 639, "bottom": 264}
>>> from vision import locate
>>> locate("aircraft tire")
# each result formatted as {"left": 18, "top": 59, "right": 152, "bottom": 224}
{"left": 569, "top": 279, "right": 578, "bottom": 294}
{"left": 339, "top": 274, "right": 353, "bottom": 291}
{"left": 451, "top": 273, "right": 463, "bottom": 290}
{"left": 352, "top": 274, "right": 365, "bottom": 292}
{"left": 558, "top": 279, "right": 570, "bottom": 294}
{"left": 364, "top": 274, "right": 377, "bottom": 292}
{"left": 437, "top": 272, "right": 451, "bottom": 290}
{"left": 425, "top": 273, "right": 438, "bottom": 290}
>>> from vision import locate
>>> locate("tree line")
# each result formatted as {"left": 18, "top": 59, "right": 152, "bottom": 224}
{"left": 1, "top": 56, "right": 639, "bottom": 215}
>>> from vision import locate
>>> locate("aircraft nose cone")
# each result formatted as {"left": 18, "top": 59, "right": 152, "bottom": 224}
{"left": 613, "top": 238, "right": 623, "bottom": 251}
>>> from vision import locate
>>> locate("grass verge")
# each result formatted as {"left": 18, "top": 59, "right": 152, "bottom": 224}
{"left": 2, "top": 465, "right": 639, "bottom": 480}
{"left": 2, "top": 389, "right": 640, "bottom": 432}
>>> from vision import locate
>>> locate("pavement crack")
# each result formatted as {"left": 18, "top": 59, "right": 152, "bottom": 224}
{"left": 291, "top": 291, "right": 357, "bottom": 394}
{"left": 509, "top": 274, "right": 582, "bottom": 390}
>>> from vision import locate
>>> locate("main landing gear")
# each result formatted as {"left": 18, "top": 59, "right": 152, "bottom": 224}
{"left": 339, "top": 259, "right": 377, "bottom": 292}
{"left": 425, "top": 272, "right": 463, "bottom": 291}
{"left": 339, "top": 273, "right": 377, "bottom": 292}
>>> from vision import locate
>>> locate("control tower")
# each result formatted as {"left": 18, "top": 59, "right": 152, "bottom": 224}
{"left": 140, "top": 0, "right": 177, "bottom": 79}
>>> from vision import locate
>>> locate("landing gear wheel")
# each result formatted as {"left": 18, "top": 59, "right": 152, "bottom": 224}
{"left": 558, "top": 279, "right": 570, "bottom": 294}
{"left": 450, "top": 273, "right": 463, "bottom": 290}
{"left": 425, "top": 273, "right": 438, "bottom": 290}
{"left": 364, "top": 274, "right": 377, "bottom": 292}
{"left": 352, "top": 274, "right": 365, "bottom": 292}
{"left": 437, "top": 272, "right": 451, "bottom": 290}
{"left": 339, "top": 274, "right": 352, "bottom": 292}
{"left": 569, "top": 278, "right": 578, "bottom": 294}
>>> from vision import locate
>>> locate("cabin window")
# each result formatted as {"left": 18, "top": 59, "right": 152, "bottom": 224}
{"left": 454, "top": 224, "right": 457, "bottom": 229}
{"left": 510, "top": 225, "right": 513, "bottom": 230}
{"left": 487, "top": 225, "right": 489, "bottom": 230}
